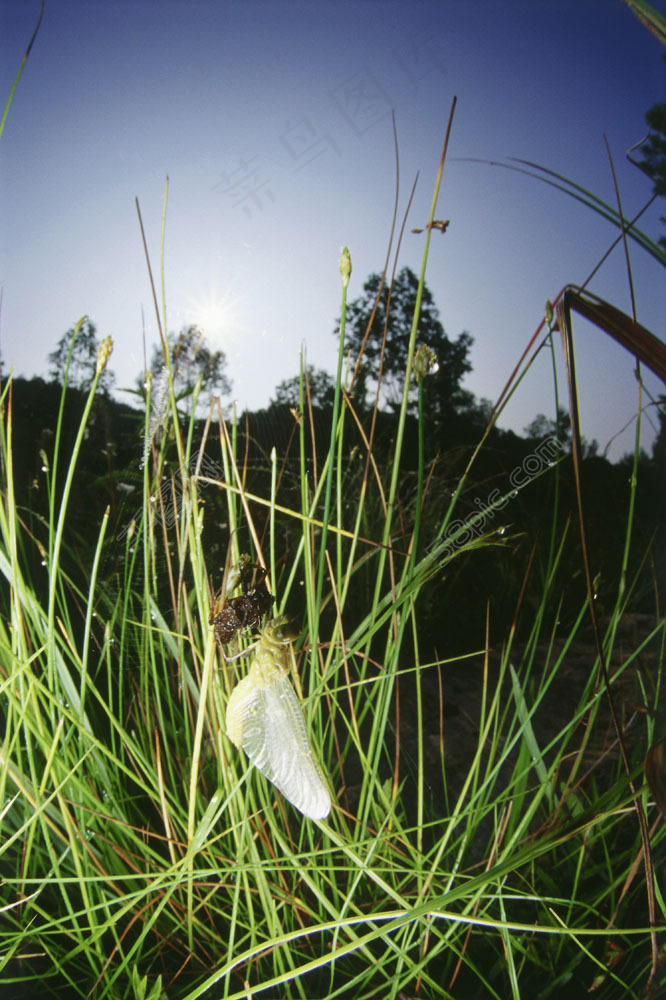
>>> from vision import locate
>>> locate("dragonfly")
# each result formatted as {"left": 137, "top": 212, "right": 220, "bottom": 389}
{"left": 224, "top": 615, "right": 331, "bottom": 821}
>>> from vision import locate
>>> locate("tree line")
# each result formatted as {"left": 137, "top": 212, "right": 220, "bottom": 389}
{"left": 4, "top": 261, "right": 664, "bottom": 654}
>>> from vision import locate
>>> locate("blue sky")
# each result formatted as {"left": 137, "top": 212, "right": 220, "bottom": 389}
{"left": 1, "top": 0, "right": 665, "bottom": 461}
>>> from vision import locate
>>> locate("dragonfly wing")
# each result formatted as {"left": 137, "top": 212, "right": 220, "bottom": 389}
{"left": 226, "top": 670, "right": 331, "bottom": 820}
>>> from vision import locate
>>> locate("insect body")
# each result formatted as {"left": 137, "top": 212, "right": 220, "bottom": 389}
{"left": 209, "top": 554, "right": 274, "bottom": 645}
{"left": 225, "top": 616, "right": 331, "bottom": 820}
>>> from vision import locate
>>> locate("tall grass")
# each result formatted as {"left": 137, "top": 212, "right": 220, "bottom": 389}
{"left": 2, "top": 125, "right": 665, "bottom": 1000}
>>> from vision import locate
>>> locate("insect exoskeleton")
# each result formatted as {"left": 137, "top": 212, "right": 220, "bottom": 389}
{"left": 209, "top": 554, "right": 274, "bottom": 645}
{"left": 225, "top": 616, "right": 331, "bottom": 821}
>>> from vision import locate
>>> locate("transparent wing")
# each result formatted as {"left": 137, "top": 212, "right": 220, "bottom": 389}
{"left": 226, "top": 671, "right": 331, "bottom": 820}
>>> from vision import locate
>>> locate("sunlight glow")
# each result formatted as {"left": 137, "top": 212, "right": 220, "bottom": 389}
{"left": 180, "top": 287, "right": 244, "bottom": 349}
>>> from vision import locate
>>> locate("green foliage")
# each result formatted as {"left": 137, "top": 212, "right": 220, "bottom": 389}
{"left": 2, "top": 98, "right": 666, "bottom": 999}
{"left": 1, "top": 255, "right": 665, "bottom": 1000}
{"left": 621, "top": 0, "right": 666, "bottom": 47}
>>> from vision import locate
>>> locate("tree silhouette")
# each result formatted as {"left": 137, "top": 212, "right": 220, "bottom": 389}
{"left": 524, "top": 408, "right": 572, "bottom": 445}
{"left": 273, "top": 365, "right": 336, "bottom": 410}
{"left": 48, "top": 318, "right": 115, "bottom": 394}
{"left": 524, "top": 407, "right": 600, "bottom": 458}
{"left": 336, "top": 266, "right": 474, "bottom": 425}
{"left": 640, "top": 101, "right": 666, "bottom": 198}
{"left": 140, "top": 325, "right": 232, "bottom": 410}
{"left": 652, "top": 399, "right": 666, "bottom": 478}
{"left": 636, "top": 55, "right": 666, "bottom": 250}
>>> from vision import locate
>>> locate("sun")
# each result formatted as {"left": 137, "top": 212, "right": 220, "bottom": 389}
{"left": 181, "top": 286, "right": 244, "bottom": 349}
{"left": 190, "top": 294, "right": 237, "bottom": 343}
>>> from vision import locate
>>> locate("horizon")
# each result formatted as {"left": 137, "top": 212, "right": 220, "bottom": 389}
{"left": 1, "top": 0, "right": 665, "bottom": 463}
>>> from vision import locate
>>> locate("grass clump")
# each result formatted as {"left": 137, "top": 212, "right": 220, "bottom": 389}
{"left": 1, "top": 115, "right": 665, "bottom": 1000}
